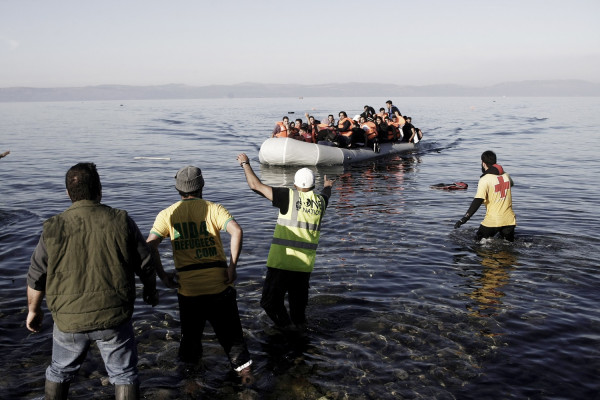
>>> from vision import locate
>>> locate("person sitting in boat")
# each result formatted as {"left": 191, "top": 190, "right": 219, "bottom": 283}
{"left": 360, "top": 105, "right": 377, "bottom": 120}
{"left": 359, "top": 116, "right": 379, "bottom": 152}
{"left": 401, "top": 116, "right": 417, "bottom": 143}
{"left": 375, "top": 115, "right": 394, "bottom": 144}
{"left": 315, "top": 114, "right": 338, "bottom": 144}
{"left": 387, "top": 112, "right": 406, "bottom": 142}
{"left": 293, "top": 123, "right": 316, "bottom": 143}
{"left": 272, "top": 117, "right": 290, "bottom": 138}
{"left": 385, "top": 100, "right": 401, "bottom": 119}
{"left": 376, "top": 108, "right": 387, "bottom": 120}
{"left": 337, "top": 111, "right": 356, "bottom": 148}
{"left": 406, "top": 116, "right": 423, "bottom": 142}
{"left": 305, "top": 113, "right": 321, "bottom": 140}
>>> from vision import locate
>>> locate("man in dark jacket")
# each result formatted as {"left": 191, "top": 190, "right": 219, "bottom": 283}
{"left": 26, "top": 162, "right": 158, "bottom": 400}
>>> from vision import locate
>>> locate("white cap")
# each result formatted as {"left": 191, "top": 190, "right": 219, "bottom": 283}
{"left": 294, "top": 168, "right": 315, "bottom": 189}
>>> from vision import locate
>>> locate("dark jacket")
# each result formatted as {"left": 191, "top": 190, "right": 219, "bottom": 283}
{"left": 40, "top": 200, "right": 154, "bottom": 332}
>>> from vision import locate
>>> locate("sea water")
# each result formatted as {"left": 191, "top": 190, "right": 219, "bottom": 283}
{"left": 1, "top": 97, "right": 599, "bottom": 399}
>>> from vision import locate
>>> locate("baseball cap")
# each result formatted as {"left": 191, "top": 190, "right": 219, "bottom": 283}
{"left": 175, "top": 166, "right": 204, "bottom": 192}
{"left": 294, "top": 168, "right": 315, "bottom": 189}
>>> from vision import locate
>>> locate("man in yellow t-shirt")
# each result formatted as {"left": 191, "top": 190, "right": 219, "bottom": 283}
{"left": 146, "top": 166, "right": 252, "bottom": 382}
{"left": 454, "top": 151, "right": 517, "bottom": 241}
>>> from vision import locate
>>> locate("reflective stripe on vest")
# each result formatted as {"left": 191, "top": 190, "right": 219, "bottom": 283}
{"left": 267, "top": 189, "right": 325, "bottom": 272}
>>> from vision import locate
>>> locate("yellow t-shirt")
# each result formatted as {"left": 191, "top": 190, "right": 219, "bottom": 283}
{"left": 475, "top": 173, "right": 517, "bottom": 227}
{"left": 151, "top": 198, "right": 234, "bottom": 296}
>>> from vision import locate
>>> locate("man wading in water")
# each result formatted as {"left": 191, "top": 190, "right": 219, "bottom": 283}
{"left": 236, "top": 153, "right": 334, "bottom": 334}
{"left": 454, "top": 150, "right": 517, "bottom": 241}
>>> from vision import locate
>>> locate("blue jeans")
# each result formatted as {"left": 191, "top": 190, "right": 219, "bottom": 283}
{"left": 46, "top": 320, "right": 138, "bottom": 385}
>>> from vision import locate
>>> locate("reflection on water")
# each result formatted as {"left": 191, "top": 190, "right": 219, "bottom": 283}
{"left": 462, "top": 246, "right": 517, "bottom": 318}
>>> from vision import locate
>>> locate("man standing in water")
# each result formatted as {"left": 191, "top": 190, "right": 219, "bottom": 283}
{"left": 236, "top": 153, "right": 334, "bottom": 333}
{"left": 26, "top": 162, "right": 158, "bottom": 400}
{"left": 454, "top": 150, "right": 517, "bottom": 241}
{"left": 146, "top": 166, "right": 253, "bottom": 382}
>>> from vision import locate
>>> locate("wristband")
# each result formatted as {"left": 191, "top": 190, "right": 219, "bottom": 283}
{"left": 240, "top": 161, "right": 249, "bottom": 167}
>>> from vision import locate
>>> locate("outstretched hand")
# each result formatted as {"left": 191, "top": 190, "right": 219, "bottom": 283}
{"left": 454, "top": 217, "right": 467, "bottom": 229}
{"left": 324, "top": 175, "right": 336, "bottom": 188}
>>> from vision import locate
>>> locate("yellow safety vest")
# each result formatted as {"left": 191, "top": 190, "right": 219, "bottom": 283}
{"left": 266, "top": 189, "right": 326, "bottom": 272}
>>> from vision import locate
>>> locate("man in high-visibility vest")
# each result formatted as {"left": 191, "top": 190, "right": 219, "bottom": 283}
{"left": 236, "top": 153, "right": 335, "bottom": 333}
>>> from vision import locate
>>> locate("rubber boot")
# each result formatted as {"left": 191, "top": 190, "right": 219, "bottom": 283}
{"left": 45, "top": 379, "right": 70, "bottom": 400}
{"left": 115, "top": 383, "right": 140, "bottom": 400}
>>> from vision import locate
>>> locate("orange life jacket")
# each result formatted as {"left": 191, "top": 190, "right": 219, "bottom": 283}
{"left": 386, "top": 120, "right": 400, "bottom": 141}
{"left": 338, "top": 117, "right": 355, "bottom": 137}
{"left": 274, "top": 121, "right": 288, "bottom": 138}
{"left": 361, "top": 121, "right": 377, "bottom": 140}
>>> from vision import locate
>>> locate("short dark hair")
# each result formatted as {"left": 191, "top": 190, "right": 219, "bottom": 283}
{"left": 178, "top": 189, "right": 202, "bottom": 198}
{"left": 481, "top": 150, "right": 497, "bottom": 167}
{"left": 386, "top": 100, "right": 392, "bottom": 105}
{"left": 66, "top": 162, "right": 102, "bottom": 202}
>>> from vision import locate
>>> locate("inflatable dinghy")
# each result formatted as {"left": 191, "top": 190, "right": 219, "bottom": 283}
{"left": 258, "top": 137, "right": 416, "bottom": 166}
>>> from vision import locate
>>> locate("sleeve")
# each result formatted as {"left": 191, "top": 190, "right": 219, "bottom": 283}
{"left": 320, "top": 188, "right": 331, "bottom": 208}
{"left": 214, "top": 203, "right": 235, "bottom": 231}
{"left": 474, "top": 177, "right": 488, "bottom": 200}
{"left": 272, "top": 187, "right": 290, "bottom": 214}
{"left": 150, "top": 209, "right": 170, "bottom": 239}
{"left": 27, "top": 235, "right": 48, "bottom": 291}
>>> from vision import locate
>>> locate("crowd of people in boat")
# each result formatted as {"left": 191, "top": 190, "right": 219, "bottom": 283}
{"left": 271, "top": 100, "right": 423, "bottom": 153}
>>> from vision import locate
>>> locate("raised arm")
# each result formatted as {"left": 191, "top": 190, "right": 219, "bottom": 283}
{"left": 236, "top": 153, "right": 273, "bottom": 201}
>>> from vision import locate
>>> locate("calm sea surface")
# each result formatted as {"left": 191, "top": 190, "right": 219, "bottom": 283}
{"left": 1, "top": 97, "right": 599, "bottom": 399}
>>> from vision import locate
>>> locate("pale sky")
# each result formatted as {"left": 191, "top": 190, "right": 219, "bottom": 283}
{"left": 1, "top": 0, "right": 599, "bottom": 88}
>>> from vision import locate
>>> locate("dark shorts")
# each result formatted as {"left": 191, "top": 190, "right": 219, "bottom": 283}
{"left": 476, "top": 225, "right": 516, "bottom": 242}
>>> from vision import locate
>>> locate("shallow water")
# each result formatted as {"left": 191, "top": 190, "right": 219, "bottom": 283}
{"left": 1, "top": 97, "right": 599, "bottom": 399}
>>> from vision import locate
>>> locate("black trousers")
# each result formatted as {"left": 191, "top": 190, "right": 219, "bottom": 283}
{"left": 260, "top": 267, "right": 311, "bottom": 327}
{"left": 476, "top": 225, "right": 516, "bottom": 242}
{"left": 177, "top": 287, "right": 251, "bottom": 370}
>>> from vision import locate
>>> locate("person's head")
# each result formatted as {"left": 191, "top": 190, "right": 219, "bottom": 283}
{"left": 359, "top": 116, "right": 366, "bottom": 123}
{"left": 175, "top": 166, "right": 204, "bottom": 198}
{"left": 295, "top": 119, "right": 302, "bottom": 128}
{"left": 328, "top": 114, "right": 334, "bottom": 122}
{"left": 282, "top": 116, "right": 289, "bottom": 124}
{"left": 364, "top": 105, "right": 370, "bottom": 110}
{"left": 308, "top": 115, "right": 315, "bottom": 124}
{"left": 375, "top": 116, "right": 383, "bottom": 124}
{"left": 379, "top": 107, "right": 385, "bottom": 113}
{"left": 386, "top": 100, "right": 393, "bottom": 108}
{"left": 65, "top": 162, "right": 102, "bottom": 202}
{"left": 339, "top": 111, "right": 347, "bottom": 119}
{"left": 294, "top": 168, "right": 315, "bottom": 191}
{"left": 481, "top": 150, "right": 497, "bottom": 169}
{"left": 405, "top": 116, "right": 411, "bottom": 122}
